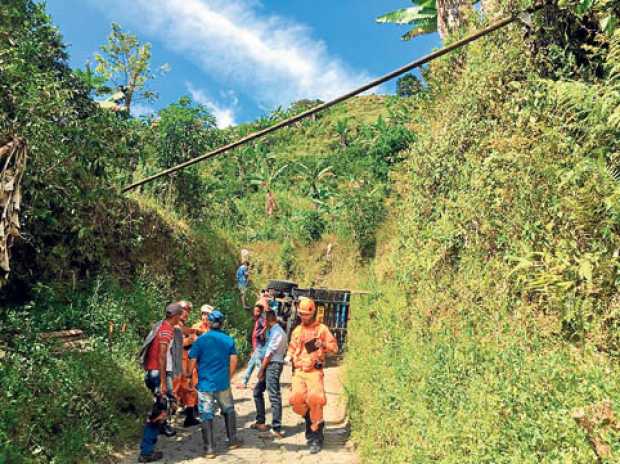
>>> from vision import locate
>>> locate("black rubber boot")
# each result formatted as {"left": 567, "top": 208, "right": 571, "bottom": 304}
{"left": 309, "top": 422, "right": 324, "bottom": 454}
{"left": 201, "top": 420, "right": 216, "bottom": 459}
{"left": 223, "top": 411, "right": 243, "bottom": 449}
{"left": 183, "top": 407, "right": 200, "bottom": 427}
{"left": 138, "top": 451, "right": 163, "bottom": 462}
{"left": 304, "top": 412, "right": 312, "bottom": 442}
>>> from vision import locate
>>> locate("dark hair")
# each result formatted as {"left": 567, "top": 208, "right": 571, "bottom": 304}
{"left": 265, "top": 310, "right": 277, "bottom": 321}
{"left": 255, "top": 303, "right": 265, "bottom": 310}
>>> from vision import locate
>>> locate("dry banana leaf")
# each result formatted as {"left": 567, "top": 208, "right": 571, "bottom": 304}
{"left": 0, "top": 138, "right": 27, "bottom": 286}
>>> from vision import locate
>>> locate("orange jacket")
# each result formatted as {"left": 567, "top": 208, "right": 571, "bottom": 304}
{"left": 288, "top": 321, "right": 338, "bottom": 372}
{"left": 192, "top": 321, "right": 210, "bottom": 335}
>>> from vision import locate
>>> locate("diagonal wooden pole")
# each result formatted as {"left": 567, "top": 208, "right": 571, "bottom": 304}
{"left": 122, "top": 3, "right": 544, "bottom": 193}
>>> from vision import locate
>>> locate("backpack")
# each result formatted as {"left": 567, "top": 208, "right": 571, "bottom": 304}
{"left": 138, "top": 320, "right": 163, "bottom": 369}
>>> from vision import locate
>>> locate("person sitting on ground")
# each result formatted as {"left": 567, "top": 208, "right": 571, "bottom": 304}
{"left": 236, "top": 303, "right": 267, "bottom": 389}
{"left": 188, "top": 310, "right": 242, "bottom": 459}
{"left": 236, "top": 261, "right": 250, "bottom": 310}
{"left": 252, "top": 308, "right": 288, "bottom": 439}
{"left": 137, "top": 302, "right": 183, "bottom": 463}
{"left": 193, "top": 304, "right": 213, "bottom": 335}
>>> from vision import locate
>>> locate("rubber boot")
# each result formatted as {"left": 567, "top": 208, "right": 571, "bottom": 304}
{"left": 304, "top": 412, "right": 312, "bottom": 442}
{"left": 309, "top": 422, "right": 324, "bottom": 454}
{"left": 223, "top": 411, "right": 243, "bottom": 449}
{"left": 317, "top": 421, "right": 325, "bottom": 446}
{"left": 201, "top": 420, "right": 216, "bottom": 459}
{"left": 183, "top": 407, "right": 200, "bottom": 427}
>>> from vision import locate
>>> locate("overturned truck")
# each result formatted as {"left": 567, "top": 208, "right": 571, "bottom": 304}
{"left": 265, "top": 280, "right": 351, "bottom": 354}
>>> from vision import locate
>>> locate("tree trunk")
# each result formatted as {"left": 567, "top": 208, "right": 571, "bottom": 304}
{"left": 436, "top": 0, "right": 466, "bottom": 40}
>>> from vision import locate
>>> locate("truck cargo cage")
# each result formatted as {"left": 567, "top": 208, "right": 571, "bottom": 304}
{"left": 292, "top": 287, "right": 351, "bottom": 354}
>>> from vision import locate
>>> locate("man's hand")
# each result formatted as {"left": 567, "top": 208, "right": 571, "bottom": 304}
{"left": 257, "top": 367, "right": 266, "bottom": 381}
{"left": 160, "top": 382, "right": 167, "bottom": 396}
{"left": 314, "top": 339, "right": 324, "bottom": 349}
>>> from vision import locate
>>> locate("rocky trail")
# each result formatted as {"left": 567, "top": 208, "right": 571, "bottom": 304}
{"left": 117, "top": 363, "right": 358, "bottom": 464}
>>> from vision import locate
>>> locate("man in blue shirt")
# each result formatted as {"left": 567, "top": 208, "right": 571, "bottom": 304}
{"left": 188, "top": 310, "right": 242, "bottom": 458}
{"left": 236, "top": 261, "right": 250, "bottom": 309}
{"left": 252, "top": 309, "right": 288, "bottom": 438}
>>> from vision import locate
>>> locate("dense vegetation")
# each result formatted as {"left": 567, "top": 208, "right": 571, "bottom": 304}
{"left": 0, "top": 1, "right": 414, "bottom": 461}
{"left": 2, "top": 0, "right": 619, "bottom": 462}
{"left": 346, "top": 1, "right": 620, "bottom": 463}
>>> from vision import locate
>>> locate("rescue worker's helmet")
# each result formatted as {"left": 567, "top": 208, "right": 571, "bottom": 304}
{"left": 200, "top": 304, "right": 214, "bottom": 315}
{"left": 208, "top": 309, "right": 224, "bottom": 324}
{"left": 298, "top": 297, "right": 316, "bottom": 317}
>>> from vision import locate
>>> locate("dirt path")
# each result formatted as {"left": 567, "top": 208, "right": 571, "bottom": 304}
{"left": 118, "top": 363, "right": 358, "bottom": 464}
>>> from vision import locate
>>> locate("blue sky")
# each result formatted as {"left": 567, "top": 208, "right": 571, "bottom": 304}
{"left": 45, "top": 0, "right": 440, "bottom": 127}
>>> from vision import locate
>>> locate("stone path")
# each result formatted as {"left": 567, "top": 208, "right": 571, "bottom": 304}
{"left": 118, "top": 363, "right": 358, "bottom": 464}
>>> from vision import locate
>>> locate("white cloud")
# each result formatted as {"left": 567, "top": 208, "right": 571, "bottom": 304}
{"left": 186, "top": 83, "right": 237, "bottom": 128}
{"left": 87, "top": 0, "right": 372, "bottom": 108}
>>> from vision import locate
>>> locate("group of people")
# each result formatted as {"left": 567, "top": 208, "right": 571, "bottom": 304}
{"left": 136, "top": 290, "right": 339, "bottom": 462}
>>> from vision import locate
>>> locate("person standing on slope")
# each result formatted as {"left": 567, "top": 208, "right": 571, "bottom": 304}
{"left": 236, "top": 261, "right": 250, "bottom": 310}
{"left": 188, "top": 310, "right": 242, "bottom": 459}
{"left": 287, "top": 297, "right": 338, "bottom": 454}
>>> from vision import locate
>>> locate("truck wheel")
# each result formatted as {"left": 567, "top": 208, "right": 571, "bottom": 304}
{"left": 266, "top": 280, "right": 298, "bottom": 293}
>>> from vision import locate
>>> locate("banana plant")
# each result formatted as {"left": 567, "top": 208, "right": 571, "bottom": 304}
{"left": 248, "top": 154, "right": 289, "bottom": 192}
{"left": 376, "top": 0, "right": 438, "bottom": 40}
{"left": 377, "top": 0, "right": 475, "bottom": 41}
{"left": 294, "top": 161, "right": 335, "bottom": 204}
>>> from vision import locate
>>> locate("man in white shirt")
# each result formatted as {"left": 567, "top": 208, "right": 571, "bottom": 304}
{"left": 252, "top": 309, "right": 288, "bottom": 438}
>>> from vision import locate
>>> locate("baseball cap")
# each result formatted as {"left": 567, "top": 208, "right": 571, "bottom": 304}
{"left": 208, "top": 310, "right": 224, "bottom": 324}
{"left": 165, "top": 302, "right": 183, "bottom": 317}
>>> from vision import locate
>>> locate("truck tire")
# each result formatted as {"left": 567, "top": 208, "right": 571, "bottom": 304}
{"left": 266, "top": 280, "right": 298, "bottom": 293}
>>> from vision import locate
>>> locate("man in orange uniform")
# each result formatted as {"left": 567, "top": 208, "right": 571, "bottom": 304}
{"left": 174, "top": 301, "right": 200, "bottom": 427}
{"left": 287, "top": 297, "right": 338, "bottom": 454}
{"left": 193, "top": 305, "right": 213, "bottom": 335}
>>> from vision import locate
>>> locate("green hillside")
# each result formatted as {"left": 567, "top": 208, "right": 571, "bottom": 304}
{"left": 345, "top": 3, "right": 620, "bottom": 463}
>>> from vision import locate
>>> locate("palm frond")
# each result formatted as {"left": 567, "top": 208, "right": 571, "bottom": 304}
{"left": 402, "top": 18, "right": 437, "bottom": 40}
{"left": 377, "top": 6, "right": 436, "bottom": 25}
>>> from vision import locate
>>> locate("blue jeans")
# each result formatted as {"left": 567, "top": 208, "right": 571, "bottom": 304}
{"left": 242, "top": 348, "right": 264, "bottom": 385}
{"left": 253, "top": 362, "right": 284, "bottom": 432}
{"left": 198, "top": 388, "right": 235, "bottom": 421}
{"left": 140, "top": 422, "right": 159, "bottom": 456}
{"left": 139, "top": 370, "right": 174, "bottom": 456}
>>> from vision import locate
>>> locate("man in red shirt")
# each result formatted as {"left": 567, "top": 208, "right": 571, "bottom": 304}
{"left": 138, "top": 303, "right": 183, "bottom": 463}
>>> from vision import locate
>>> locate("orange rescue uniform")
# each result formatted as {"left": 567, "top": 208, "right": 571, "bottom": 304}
{"left": 287, "top": 321, "right": 338, "bottom": 431}
{"left": 173, "top": 327, "right": 198, "bottom": 408}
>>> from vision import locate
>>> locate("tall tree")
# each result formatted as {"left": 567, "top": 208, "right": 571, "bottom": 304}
{"left": 396, "top": 73, "right": 422, "bottom": 97}
{"left": 94, "top": 23, "right": 169, "bottom": 114}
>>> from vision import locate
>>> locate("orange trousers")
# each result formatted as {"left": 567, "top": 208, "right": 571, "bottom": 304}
{"left": 289, "top": 369, "right": 326, "bottom": 431}
{"left": 173, "top": 352, "right": 198, "bottom": 408}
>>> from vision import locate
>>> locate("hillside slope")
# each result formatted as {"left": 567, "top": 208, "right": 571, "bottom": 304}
{"left": 346, "top": 5, "right": 620, "bottom": 464}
